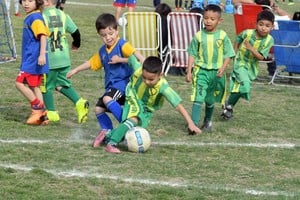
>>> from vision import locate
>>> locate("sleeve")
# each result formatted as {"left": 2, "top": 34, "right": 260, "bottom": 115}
{"left": 89, "top": 53, "right": 102, "bottom": 71}
{"left": 260, "top": 36, "right": 274, "bottom": 59}
{"left": 235, "top": 30, "right": 246, "bottom": 44}
{"left": 161, "top": 82, "right": 182, "bottom": 108}
{"left": 31, "top": 19, "right": 49, "bottom": 39}
{"left": 223, "top": 35, "right": 236, "bottom": 59}
{"left": 121, "top": 42, "right": 136, "bottom": 57}
{"left": 187, "top": 34, "right": 199, "bottom": 58}
{"left": 128, "top": 55, "right": 141, "bottom": 71}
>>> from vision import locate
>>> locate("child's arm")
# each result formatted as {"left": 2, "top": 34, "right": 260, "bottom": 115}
{"left": 66, "top": 60, "right": 91, "bottom": 79}
{"left": 185, "top": 55, "right": 195, "bottom": 83}
{"left": 38, "top": 35, "right": 47, "bottom": 66}
{"left": 243, "top": 40, "right": 265, "bottom": 61}
{"left": 176, "top": 104, "right": 202, "bottom": 134}
{"left": 133, "top": 51, "right": 145, "bottom": 63}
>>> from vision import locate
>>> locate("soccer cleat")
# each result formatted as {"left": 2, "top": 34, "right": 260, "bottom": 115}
{"left": 40, "top": 110, "right": 49, "bottom": 125}
{"left": 26, "top": 109, "right": 47, "bottom": 125}
{"left": 92, "top": 129, "right": 110, "bottom": 147}
{"left": 221, "top": 105, "right": 233, "bottom": 120}
{"left": 75, "top": 98, "right": 89, "bottom": 124}
{"left": 14, "top": 12, "right": 21, "bottom": 17}
{"left": 201, "top": 120, "right": 213, "bottom": 132}
{"left": 47, "top": 111, "right": 60, "bottom": 122}
{"left": 105, "top": 144, "right": 121, "bottom": 154}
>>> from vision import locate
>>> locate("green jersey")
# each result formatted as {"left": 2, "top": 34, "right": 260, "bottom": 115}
{"left": 43, "top": 7, "right": 78, "bottom": 69}
{"left": 127, "top": 56, "right": 182, "bottom": 112}
{"left": 234, "top": 29, "right": 274, "bottom": 80}
{"left": 187, "top": 29, "right": 235, "bottom": 70}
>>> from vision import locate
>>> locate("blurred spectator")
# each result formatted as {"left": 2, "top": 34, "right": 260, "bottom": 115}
{"left": 6, "top": 0, "right": 21, "bottom": 17}
{"left": 114, "top": 0, "right": 136, "bottom": 21}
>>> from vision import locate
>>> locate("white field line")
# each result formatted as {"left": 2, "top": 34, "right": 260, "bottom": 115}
{"left": 0, "top": 139, "right": 297, "bottom": 148}
{"left": 0, "top": 163, "right": 297, "bottom": 198}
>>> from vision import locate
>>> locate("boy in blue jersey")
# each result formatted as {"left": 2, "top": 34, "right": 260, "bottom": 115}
{"left": 15, "top": 0, "right": 49, "bottom": 125}
{"left": 96, "top": 55, "right": 202, "bottom": 154}
{"left": 67, "top": 13, "right": 144, "bottom": 147}
{"left": 42, "top": 0, "right": 88, "bottom": 124}
{"left": 221, "top": 10, "right": 274, "bottom": 120}
{"left": 186, "top": 5, "right": 235, "bottom": 132}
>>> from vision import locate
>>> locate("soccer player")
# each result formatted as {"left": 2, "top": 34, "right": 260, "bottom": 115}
{"left": 186, "top": 4, "right": 235, "bottom": 132}
{"left": 221, "top": 10, "right": 274, "bottom": 119}
{"left": 66, "top": 13, "right": 144, "bottom": 147}
{"left": 113, "top": 0, "right": 136, "bottom": 23}
{"left": 95, "top": 55, "right": 202, "bottom": 154}
{"left": 42, "top": 0, "right": 89, "bottom": 123}
{"left": 15, "top": 0, "right": 49, "bottom": 125}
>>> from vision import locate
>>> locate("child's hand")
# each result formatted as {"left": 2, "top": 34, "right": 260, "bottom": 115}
{"left": 38, "top": 54, "right": 46, "bottom": 66}
{"left": 217, "top": 67, "right": 225, "bottom": 77}
{"left": 185, "top": 72, "right": 192, "bottom": 83}
{"left": 66, "top": 69, "right": 76, "bottom": 79}
{"left": 187, "top": 123, "right": 202, "bottom": 135}
{"left": 243, "top": 40, "right": 253, "bottom": 51}
{"left": 109, "top": 55, "right": 122, "bottom": 64}
{"left": 71, "top": 44, "right": 79, "bottom": 51}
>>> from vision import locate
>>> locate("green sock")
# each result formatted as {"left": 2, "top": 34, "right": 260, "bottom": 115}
{"left": 42, "top": 90, "right": 56, "bottom": 111}
{"left": 204, "top": 104, "right": 214, "bottom": 122}
{"left": 59, "top": 87, "right": 80, "bottom": 104}
{"left": 109, "top": 119, "right": 137, "bottom": 144}
{"left": 191, "top": 101, "right": 202, "bottom": 126}
{"left": 228, "top": 93, "right": 241, "bottom": 107}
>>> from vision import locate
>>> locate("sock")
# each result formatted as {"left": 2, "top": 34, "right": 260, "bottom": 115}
{"left": 106, "top": 100, "right": 122, "bottom": 122}
{"left": 59, "top": 87, "right": 80, "bottom": 104}
{"left": 109, "top": 119, "right": 136, "bottom": 144}
{"left": 30, "top": 98, "right": 44, "bottom": 110}
{"left": 191, "top": 101, "right": 202, "bottom": 126}
{"left": 227, "top": 93, "right": 241, "bottom": 107}
{"left": 204, "top": 104, "right": 214, "bottom": 122}
{"left": 42, "top": 91, "right": 56, "bottom": 111}
{"left": 96, "top": 112, "right": 113, "bottom": 130}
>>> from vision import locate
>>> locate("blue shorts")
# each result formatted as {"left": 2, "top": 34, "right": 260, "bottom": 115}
{"left": 113, "top": 0, "right": 136, "bottom": 7}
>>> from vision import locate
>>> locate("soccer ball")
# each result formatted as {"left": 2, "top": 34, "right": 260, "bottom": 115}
{"left": 118, "top": 17, "right": 127, "bottom": 27}
{"left": 125, "top": 127, "right": 151, "bottom": 153}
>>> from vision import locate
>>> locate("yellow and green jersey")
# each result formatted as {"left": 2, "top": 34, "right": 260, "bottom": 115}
{"left": 234, "top": 29, "right": 274, "bottom": 80}
{"left": 187, "top": 29, "right": 235, "bottom": 70}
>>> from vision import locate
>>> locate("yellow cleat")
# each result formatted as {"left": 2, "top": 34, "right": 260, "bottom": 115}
{"left": 75, "top": 98, "right": 89, "bottom": 124}
{"left": 47, "top": 111, "right": 60, "bottom": 122}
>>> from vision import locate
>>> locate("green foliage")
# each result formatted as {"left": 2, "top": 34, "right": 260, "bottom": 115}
{"left": 0, "top": 0, "right": 299, "bottom": 199}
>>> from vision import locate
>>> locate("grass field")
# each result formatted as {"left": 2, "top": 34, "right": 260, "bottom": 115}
{"left": 1, "top": 0, "right": 300, "bottom": 199}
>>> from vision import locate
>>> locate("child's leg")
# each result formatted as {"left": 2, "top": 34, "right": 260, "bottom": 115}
{"left": 191, "top": 101, "right": 202, "bottom": 126}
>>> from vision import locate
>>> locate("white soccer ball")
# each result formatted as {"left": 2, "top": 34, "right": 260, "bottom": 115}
{"left": 118, "top": 17, "right": 127, "bottom": 27}
{"left": 125, "top": 127, "right": 151, "bottom": 153}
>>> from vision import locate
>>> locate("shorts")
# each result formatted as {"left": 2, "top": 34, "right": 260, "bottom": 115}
{"left": 121, "top": 88, "right": 152, "bottom": 128}
{"left": 43, "top": 67, "right": 72, "bottom": 92}
{"left": 96, "top": 88, "right": 126, "bottom": 108}
{"left": 113, "top": 0, "right": 136, "bottom": 8}
{"left": 16, "top": 71, "right": 42, "bottom": 87}
{"left": 229, "top": 67, "right": 251, "bottom": 100}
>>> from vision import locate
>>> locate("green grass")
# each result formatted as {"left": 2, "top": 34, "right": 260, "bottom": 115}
{"left": 0, "top": 0, "right": 300, "bottom": 199}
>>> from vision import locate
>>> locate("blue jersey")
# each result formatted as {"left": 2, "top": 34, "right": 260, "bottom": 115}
{"left": 20, "top": 10, "right": 49, "bottom": 75}
{"left": 192, "top": 0, "right": 205, "bottom": 9}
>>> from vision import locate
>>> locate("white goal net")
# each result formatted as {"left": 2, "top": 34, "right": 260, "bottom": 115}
{"left": 0, "top": 0, "right": 17, "bottom": 64}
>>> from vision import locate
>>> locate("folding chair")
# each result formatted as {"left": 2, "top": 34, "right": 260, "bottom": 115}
{"left": 269, "top": 20, "right": 300, "bottom": 84}
{"left": 163, "top": 12, "right": 203, "bottom": 75}
{"left": 234, "top": 4, "right": 271, "bottom": 35}
{"left": 122, "top": 12, "right": 162, "bottom": 60}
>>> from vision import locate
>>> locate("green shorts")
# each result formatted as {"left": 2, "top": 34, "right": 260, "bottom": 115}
{"left": 229, "top": 67, "right": 251, "bottom": 100}
{"left": 42, "top": 67, "right": 72, "bottom": 92}
{"left": 122, "top": 88, "right": 153, "bottom": 128}
{"left": 191, "top": 68, "right": 226, "bottom": 105}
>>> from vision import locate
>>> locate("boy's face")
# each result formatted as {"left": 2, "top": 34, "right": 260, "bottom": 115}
{"left": 256, "top": 20, "right": 274, "bottom": 37}
{"left": 142, "top": 70, "right": 163, "bottom": 88}
{"left": 98, "top": 27, "right": 118, "bottom": 47}
{"left": 21, "top": 0, "right": 37, "bottom": 13}
{"left": 203, "top": 10, "right": 222, "bottom": 32}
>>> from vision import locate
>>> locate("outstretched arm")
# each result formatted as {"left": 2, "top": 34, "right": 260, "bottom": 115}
{"left": 66, "top": 60, "right": 91, "bottom": 79}
{"left": 176, "top": 104, "right": 202, "bottom": 134}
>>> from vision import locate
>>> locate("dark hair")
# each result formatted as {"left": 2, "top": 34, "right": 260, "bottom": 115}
{"left": 95, "top": 13, "right": 118, "bottom": 32}
{"left": 293, "top": 12, "right": 300, "bottom": 21}
{"left": 142, "top": 56, "right": 162, "bottom": 74}
{"left": 155, "top": 3, "right": 172, "bottom": 16}
{"left": 204, "top": 4, "right": 222, "bottom": 15}
{"left": 254, "top": 0, "right": 271, "bottom": 6}
{"left": 257, "top": 10, "right": 274, "bottom": 24}
{"left": 19, "top": 0, "right": 44, "bottom": 10}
